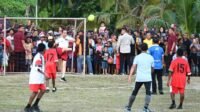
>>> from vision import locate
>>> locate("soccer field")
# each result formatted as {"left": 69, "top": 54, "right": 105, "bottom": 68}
{"left": 0, "top": 74, "right": 200, "bottom": 112}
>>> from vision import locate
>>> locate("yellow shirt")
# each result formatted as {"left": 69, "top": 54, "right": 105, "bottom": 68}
{"left": 143, "top": 39, "right": 153, "bottom": 48}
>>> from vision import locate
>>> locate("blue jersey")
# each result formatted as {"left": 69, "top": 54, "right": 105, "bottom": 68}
{"left": 148, "top": 44, "right": 164, "bottom": 69}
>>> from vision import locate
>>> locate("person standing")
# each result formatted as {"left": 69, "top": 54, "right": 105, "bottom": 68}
{"left": 24, "top": 43, "right": 46, "bottom": 112}
{"left": 125, "top": 43, "right": 154, "bottom": 112}
{"left": 143, "top": 32, "right": 153, "bottom": 48}
{"left": 167, "top": 48, "right": 191, "bottom": 109}
{"left": 166, "top": 28, "right": 177, "bottom": 73}
{"left": 117, "top": 27, "right": 134, "bottom": 75}
{"left": 14, "top": 25, "right": 25, "bottom": 72}
{"left": 55, "top": 29, "right": 74, "bottom": 82}
{"left": 148, "top": 37, "right": 164, "bottom": 94}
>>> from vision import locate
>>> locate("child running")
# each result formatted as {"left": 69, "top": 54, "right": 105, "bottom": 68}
{"left": 44, "top": 41, "right": 58, "bottom": 92}
{"left": 24, "top": 43, "right": 46, "bottom": 112}
{"left": 167, "top": 48, "right": 191, "bottom": 109}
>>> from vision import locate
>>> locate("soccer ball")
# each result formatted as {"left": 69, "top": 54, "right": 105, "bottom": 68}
{"left": 88, "top": 14, "right": 95, "bottom": 21}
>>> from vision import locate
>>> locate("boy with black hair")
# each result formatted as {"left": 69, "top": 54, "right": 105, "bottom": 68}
{"left": 125, "top": 43, "right": 154, "bottom": 112}
{"left": 167, "top": 48, "right": 191, "bottom": 109}
{"left": 148, "top": 37, "right": 164, "bottom": 94}
{"left": 44, "top": 41, "right": 58, "bottom": 92}
{"left": 24, "top": 43, "right": 46, "bottom": 112}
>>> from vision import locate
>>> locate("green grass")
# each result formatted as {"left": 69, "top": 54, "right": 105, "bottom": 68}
{"left": 0, "top": 75, "right": 200, "bottom": 112}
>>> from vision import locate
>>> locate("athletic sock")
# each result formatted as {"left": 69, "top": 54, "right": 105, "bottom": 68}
{"left": 33, "top": 98, "right": 40, "bottom": 106}
{"left": 61, "top": 73, "right": 65, "bottom": 78}
{"left": 26, "top": 104, "right": 31, "bottom": 108}
{"left": 179, "top": 103, "right": 182, "bottom": 107}
{"left": 127, "top": 95, "right": 136, "bottom": 108}
{"left": 172, "top": 100, "right": 175, "bottom": 105}
{"left": 144, "top": 95, "right": 151, "bottom": 109}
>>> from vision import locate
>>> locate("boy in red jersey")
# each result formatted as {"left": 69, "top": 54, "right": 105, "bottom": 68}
{"left": 44, "top": 41, "right": 58, "bottom": 92}
{"left": 167, "top": 48, "right": 191, "bottom": 109}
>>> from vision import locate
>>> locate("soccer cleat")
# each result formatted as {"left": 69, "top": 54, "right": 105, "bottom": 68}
{"left": 24, "top": 107, "right": 32, "bottom": 112}
{"left": 143, "top": 107, "right": 153, "bottom": 112}
{"left": 169, "top": 104, "right": 176, "bottom": 109}
{"left": 151, "top": 92, "right": 157, "bottom": 95}
{"left": 177, "top": 105, "right": 183, "bottom": 109}
{"left": 32, "top": 105, "right": 41, "bottom": 112}
{"left": 124, "top": 106, "right": 131, "bottom": 112}
{"left": 45, "top": 88, "right": 50, "bottom": 93}
{"left": 159, "top": 91, "right": 164, "bottom": 95}
{"left": 60, "top": 77, "right": 67, "bottom": 82}
{"left": 52, "top": 87, "right": 57, "bottom": 92}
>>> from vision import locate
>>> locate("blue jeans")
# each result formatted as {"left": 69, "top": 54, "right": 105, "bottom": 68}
{"left": 77, "top": 55, "right": 83, "bottom": 73}
{"left": 86, "top": 55, "right": 93, "bottom": 74}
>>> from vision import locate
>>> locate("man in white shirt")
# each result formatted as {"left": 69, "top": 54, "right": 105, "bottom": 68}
{"left": 125, "top": 43, "right": 154, "bottom": 112}
{"left": 117, "top": 28, "right": 134, "bottom": 75}
{"left": 55, "top": 30, "right": 75, "bottom": 82}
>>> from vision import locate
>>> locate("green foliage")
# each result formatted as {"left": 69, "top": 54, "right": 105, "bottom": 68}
{"left": 0, "top": 0, "right": 35, "bottom": 17}
{"left": 1, "top": 0, "right": 200, "bottom": 34}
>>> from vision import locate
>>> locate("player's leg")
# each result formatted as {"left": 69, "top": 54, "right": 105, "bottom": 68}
{"left": 177, "top": 88, "right": 185, "bottom": 109}
{"left": 60, "top": 60, "right": 67, "bottom": 81}
{"left": 32, "top": 85, "right": 46, "bottom": 112}
{"left": 24, "top": 92, "right": 38, "bottom": 112}
{"left": 169, "top": 86, "right": 177, "bottom": 109}
{"left": 45, "top": 77, "right": 50, "bottom": 93}
{"left": 157, "top": 69, "right": 164, "bottom": 94}
{"left": 143, "top": 82, "right": 152, "bottom": 111}
{"left": 125, "top": 82, "right": 143, "bottom": 111}
{"left": 52, "top": 73, "right": 57, "bottom": 92}
{"left": 152, "top": 70, "right": 157, "bottom": 94}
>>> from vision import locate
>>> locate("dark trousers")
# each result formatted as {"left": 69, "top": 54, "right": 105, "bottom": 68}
{"left": 131, "top": 82, "right": 151, "bottom": 96}
{"left": 152, "top": 69, "right": 163, "bottom": 93}
{"left": 166, "top": 54, "right": 173, "bottom": 73}
{"left": 14, "top": 52, "right": 25, "bottom": 72}
{"left": 120, "top": 53, "right": 130, "bottom": 74}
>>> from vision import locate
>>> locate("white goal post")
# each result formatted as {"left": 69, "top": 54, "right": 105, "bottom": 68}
{"left": 3, "top": 17, "right": 87, "bottom": 76}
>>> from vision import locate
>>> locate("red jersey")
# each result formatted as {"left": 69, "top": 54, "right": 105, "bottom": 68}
{"left": 44, "top": 48, "right": 58, "bottom": 73}
{"left": 169, "top": 57, "right": 191, "bottom": 88}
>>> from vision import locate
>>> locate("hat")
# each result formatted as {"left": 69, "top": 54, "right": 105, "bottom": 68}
{"left": 48, "top": 36, "right": 53, "bottom": 40}
{"left": 39, "top": 32, "right": 45, "bottom": 37}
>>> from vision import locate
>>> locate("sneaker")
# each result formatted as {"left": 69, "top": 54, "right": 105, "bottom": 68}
{"left": 32, "top": 105, "right": 41, "bottom": 112}
{"left": 159, "top": 91, "right": 164, "bottom": 95}
{"left": 151, "top": 92, "right": 157, "bottom": 95}
{"left": 89, "top": 73, "right": 94, "bottom": 75}
{"left": 60, "top": 77, "right": 67, "bottom": 82}
{"left": 24, "top": 107, "right": 32, "bottom": 112}
{"left": 45, "top": 88, "right": 50, "bottom": 93}
{"left": 169, "top": 104, "right": 176, "bottom": 109}
{"left": 52, "top": 87, "right": 57, "bottom": 92}
{"left": 143, "top": 107, "right": 153, "bottom": 112}
{"left": 177, "top": 105, "right": 183, "bottom": 109}
{"left": 124, "top": 106, "right": 131, "bottom": 112}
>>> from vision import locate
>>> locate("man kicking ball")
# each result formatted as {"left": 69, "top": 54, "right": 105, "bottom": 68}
{"left": 24, "top": 43, "right": 46, "bottom": 112}
{"left": 167, "top": 48, "right": 191, "bottom": 109}
{"left": 125, "top": 43, "right": 154, "bottom": 112}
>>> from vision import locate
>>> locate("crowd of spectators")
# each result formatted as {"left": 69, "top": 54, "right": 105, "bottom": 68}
{"left": 1, "top": 20, "right": 200, "bottom": 76}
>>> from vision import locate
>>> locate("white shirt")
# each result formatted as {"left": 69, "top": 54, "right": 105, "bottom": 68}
{"left": 29, "top": 53, "right": 45, "bottom": 84}
{"left": 117, "top": 33, "right": 134, "bottom": 53}
{"left": 55, "top": 36, "right": 75, "bottom": 49}
{"left": 133, "top": 52, "right": 154, "bottom": 82}
{"left": 6, "top": 35, "right": 14, "bottom": 50}
{"left": 37, "top": 40, "right": 48, "bottom": 49}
